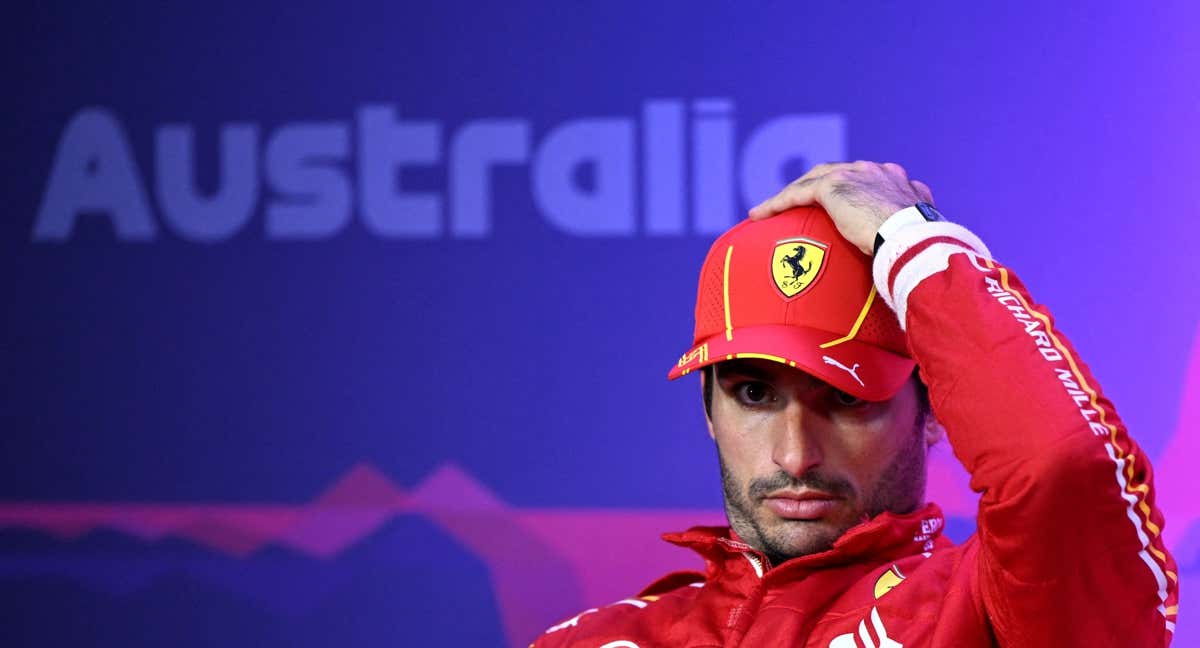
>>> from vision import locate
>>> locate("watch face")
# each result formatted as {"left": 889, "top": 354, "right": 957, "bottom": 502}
{"left": 915, "top": 202, "right": 945, "bottom": 222}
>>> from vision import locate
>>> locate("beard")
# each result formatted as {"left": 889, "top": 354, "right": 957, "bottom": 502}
{"left": 718, "top": 419, "right": 928, "bottom": 565}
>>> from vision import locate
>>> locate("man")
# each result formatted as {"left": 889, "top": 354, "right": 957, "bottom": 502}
{"left": 532, "top": 162, "right": 1178, "bottom": 647}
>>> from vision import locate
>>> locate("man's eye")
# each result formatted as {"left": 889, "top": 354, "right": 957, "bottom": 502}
{"left": 833, "top": 389, "right": 865, "bottom": 407}
{"left": 735, "top": 382, "right": 774, "bottom": 405}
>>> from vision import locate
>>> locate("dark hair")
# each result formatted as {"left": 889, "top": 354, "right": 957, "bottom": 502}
{"left": 701, "top": 364, "right": 931, "bottom": 423}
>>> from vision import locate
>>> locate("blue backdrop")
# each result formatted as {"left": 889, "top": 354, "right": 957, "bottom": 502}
{"left": 4, "top": 2, "right": 1199, "bottom": 646}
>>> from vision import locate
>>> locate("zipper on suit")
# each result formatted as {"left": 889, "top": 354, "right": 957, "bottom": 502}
{"left": 742, "top": 552, "right": 764, "bottom": 578}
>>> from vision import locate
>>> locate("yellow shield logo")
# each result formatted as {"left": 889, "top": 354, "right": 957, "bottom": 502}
{"left": 771, "top": 238, "right": 828, "bottom": 299}
{"left": 873, "top": 564, "right": 906, "bottom": 599}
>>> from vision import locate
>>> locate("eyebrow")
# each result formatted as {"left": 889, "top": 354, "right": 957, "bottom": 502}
{"left": 714, "top": 360, "right": 777, "bottom": 381}
{"left": 715, "top": 360, "right": 835, "bottom": 393}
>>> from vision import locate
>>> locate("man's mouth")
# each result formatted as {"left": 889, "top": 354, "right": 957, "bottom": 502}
{"left": 762, "top": 490, "right": 842, "bottom": 520}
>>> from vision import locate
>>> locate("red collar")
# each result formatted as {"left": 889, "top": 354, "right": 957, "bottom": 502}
{"left": 662, "top": 503, "right": 947, "bottom": 572}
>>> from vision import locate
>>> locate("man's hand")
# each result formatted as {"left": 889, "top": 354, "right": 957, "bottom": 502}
{"left": 747, "top": 161, "right": 935, "bottom": 256}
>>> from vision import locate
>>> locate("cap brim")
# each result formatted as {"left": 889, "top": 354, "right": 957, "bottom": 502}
{"left": 667, "top": 324, "right": 915, "bottom": 402}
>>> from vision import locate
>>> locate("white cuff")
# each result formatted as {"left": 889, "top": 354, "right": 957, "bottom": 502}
{"left": 871, "top": 211, "right": 992, "bottom": 329}
{"left": 876, "top": 205, "right": 929, "bottom": 241}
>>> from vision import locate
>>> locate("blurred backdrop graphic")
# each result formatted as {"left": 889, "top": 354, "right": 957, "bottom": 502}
{"left": 4, "top": 2, "right": 1199, "bottom": 646}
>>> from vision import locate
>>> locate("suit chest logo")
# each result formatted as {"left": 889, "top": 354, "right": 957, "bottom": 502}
{"left": 873, "top": 564, "right": 906, "bottom": 599}
{"left": 828, "top": 606, "right": 902, "bottom": 647}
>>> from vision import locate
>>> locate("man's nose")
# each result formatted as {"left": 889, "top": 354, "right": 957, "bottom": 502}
{"left": 771, "top": 401, "right": 824, "bottom": 478}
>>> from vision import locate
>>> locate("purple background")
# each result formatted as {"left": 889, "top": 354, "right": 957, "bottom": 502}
{"left": 4, "top": 2, "right": 1198, "bottom": 646}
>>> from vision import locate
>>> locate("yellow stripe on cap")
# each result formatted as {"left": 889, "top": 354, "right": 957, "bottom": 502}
{"left": 723, "top": 245, "right": 734, "bottom": 341}
{"left": 820, "top": 286, "right": 878, "bottom": 349}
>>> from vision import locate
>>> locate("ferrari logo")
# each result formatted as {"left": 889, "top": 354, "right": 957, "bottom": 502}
{"left": 874, "top": 564, "right": 906, "bottom": 599}
{"left": 771, "top": 238, "right": 828, "bottom": 298}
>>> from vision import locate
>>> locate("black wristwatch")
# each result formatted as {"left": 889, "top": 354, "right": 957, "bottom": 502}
{"left": 914, "top": 202, "right": 944, "bottom": 223}
{"left": 873, "top": 202, "right": 945, "bottom": 255}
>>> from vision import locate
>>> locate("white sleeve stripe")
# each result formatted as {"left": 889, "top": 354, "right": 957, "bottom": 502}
{"left": 884, "top": 242, "right": 979, "bottom": 329}
{"left": 1109, "top": 441, "right": 1171, "bottom": 615}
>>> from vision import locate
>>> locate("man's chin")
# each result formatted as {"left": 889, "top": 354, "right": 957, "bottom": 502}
{"left": 759, "top": 518, "right": 848, "bottom": 560}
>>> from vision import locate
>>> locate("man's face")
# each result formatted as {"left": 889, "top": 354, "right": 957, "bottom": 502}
{"left": 706, "top": 358, "right": 932, "bottom": 565}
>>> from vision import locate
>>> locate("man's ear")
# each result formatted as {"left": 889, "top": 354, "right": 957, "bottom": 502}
{"left": 923, "top": 414, "right": 945, "bottom": 447}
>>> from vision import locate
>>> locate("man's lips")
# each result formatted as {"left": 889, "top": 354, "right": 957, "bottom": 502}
{"left": 762, "top": 490, "right": 842, "bottom": 520}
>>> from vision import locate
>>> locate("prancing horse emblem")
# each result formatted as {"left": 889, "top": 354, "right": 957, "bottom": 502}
{"left": 782, "top": 246, "right": 812, "bottom": 280}
{"left": 771, "top": 238, "right": 829, "bottom": 299}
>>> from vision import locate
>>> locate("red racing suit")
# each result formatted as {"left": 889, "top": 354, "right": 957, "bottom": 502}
{"left": 532, "top": 219, "right": 1179, "bottom": 647}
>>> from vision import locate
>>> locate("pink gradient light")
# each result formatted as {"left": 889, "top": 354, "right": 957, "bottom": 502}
{"left": 1152, "top": 321, "right": 1200, "bottom": 554}
{"left": 0, "top": 462, "right": 722, "bottom": 647}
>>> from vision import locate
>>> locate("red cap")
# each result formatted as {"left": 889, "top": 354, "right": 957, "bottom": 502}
{"left": 667, "top": 206, "right": 914, "bottom": 401}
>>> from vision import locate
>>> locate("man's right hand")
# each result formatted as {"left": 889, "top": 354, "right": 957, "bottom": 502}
{"left": 747, "top": 161, "right": 935, "bottom": 256}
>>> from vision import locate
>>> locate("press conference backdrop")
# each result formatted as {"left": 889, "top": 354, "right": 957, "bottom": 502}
{"left": 3, "top": 3, "right": 1198, "bottom": 646}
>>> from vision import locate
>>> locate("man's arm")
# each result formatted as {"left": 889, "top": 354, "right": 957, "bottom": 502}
{"left": 882, "top": 224, "right": 1177, "bottom": 645}
{"left": 752, "top": 162, "right": 1179, "bottom": 645}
